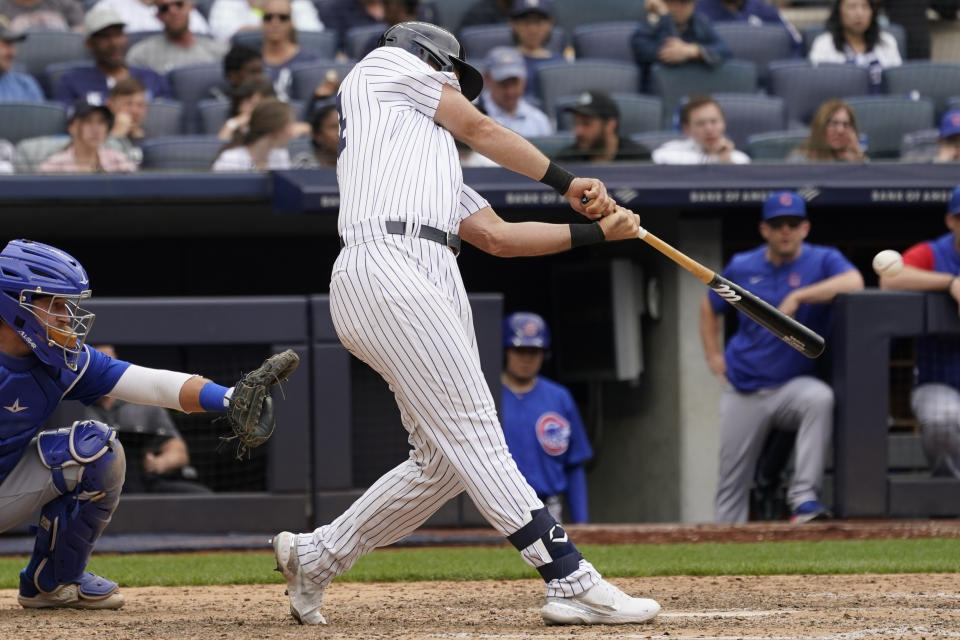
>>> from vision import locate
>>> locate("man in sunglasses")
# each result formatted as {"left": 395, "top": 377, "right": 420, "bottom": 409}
{"left": 699, "top": 190, "right": 863, "bottom": 524}
{"left": 127, "top": 0, "right": 226, "bottom": 74}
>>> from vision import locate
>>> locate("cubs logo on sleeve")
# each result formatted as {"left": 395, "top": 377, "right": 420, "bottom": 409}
{"left": 536, "top": 412, "right": 571, "bottom": 456}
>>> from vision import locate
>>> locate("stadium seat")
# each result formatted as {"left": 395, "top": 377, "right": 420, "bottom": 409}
{"left": 42, "top": 60, "right": 96, "bottom": 99}
{"left": 459, "top": 24, "right": 564, "bottom": 63}
{"left": 142, "top": 100, "right": 184, "bottom": 137}
{"left": 15, "top": 30, "right": 90, "bottom": 80}
{"left": 884, "top": 63, "right": 960, "bottom": 119}
{"left": 537, "top": 60, "right": 640, "bottom": 122}
{"left": 344, "top": 24, "right": 386, "bottom": 60}
{"left": 571, "top": 22, "right": 642, "bottom": 64}
{"left": 802, "top": 23, "right": 907, "bottom": 60}
{"left": 649, "top": 60, "right": 757, "bottom": 128}
{"left": 846, "top": 95, "right": 935, "bottom": 159}
{"left": 712, "top": 23, "right": 799, "bottom": 85}
{"left": 167, "top": 62, "right": 226, "bottom": 133}
{"left": 231, "top": 30, "right": 338, "bottom": 59}
{"left": 900, "top": 128, "right": 940, "bottom": 162}
{"left": 0, "top": 102, "right": 67, "bottom": 143}
{"left": 290, "top": 61, "right": 355, "bottom": 102}
{"left": 712, "top": 93, "right": 788, "bottom": 149}
{"left": 528, "top": 133, "right": 575, "bottom": 158}
{"left": 630, "top": 130, "right": 684, "bottom": 152}
{"left": 198, "top": 99, "right": 230, "bottom": 135}
{"left": 555, "top": 93, "right": 662, "bottom": 137}
{"left": 767, "top": 60, "right": 870, "bottom": 125}
{"left": 140, "top": 135, "right": 225, "bottom": 170}
{"left": 746, "top": 129, "right": 809, "bottom": 161}
{"left": 552, "top": 0, "right": 646, "bottom": 35}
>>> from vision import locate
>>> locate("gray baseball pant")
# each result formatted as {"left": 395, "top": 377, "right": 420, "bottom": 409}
{"left": 715, "top": 376, "right": 834, "bottom": 523}
{"left": 910, "top": 383, "right": 960, "bottom": 478}
{"left": 0, "top": 438, "right": 82, "bottom": 533}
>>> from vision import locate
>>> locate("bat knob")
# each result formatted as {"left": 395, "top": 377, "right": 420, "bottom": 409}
{"left": 581, "top": 195, "right": 589, "bottom": 205}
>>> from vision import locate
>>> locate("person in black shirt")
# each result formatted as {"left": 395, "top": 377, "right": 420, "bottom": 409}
{"left": 553, "top": 91, "right": 651, "bottom": 163}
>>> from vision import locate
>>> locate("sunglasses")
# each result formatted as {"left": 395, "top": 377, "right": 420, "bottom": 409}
{"left": 765, "top": 217, "right": 804, "bottom": 229}
{"left": 264, "top": 13, "right": 291, "bottom": 22}
{"left": 157, "top": 0, "right": 185, "bottom": 14}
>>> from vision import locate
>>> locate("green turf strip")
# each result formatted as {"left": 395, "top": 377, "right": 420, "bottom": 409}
{"left": 1, "top": 539, "right": 958, "bottom": 589}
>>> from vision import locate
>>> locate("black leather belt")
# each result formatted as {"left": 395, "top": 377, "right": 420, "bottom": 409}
{"left": 339, "top": 221, "right": 461, "bottom": 256}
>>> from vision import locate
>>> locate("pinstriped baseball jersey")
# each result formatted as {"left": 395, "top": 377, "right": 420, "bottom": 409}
{"left": 293, "top": 45, "right": 601, "bottom": 599}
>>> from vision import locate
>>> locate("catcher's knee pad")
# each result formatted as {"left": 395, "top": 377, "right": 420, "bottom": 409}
{"left": 22, "top": 421, "right": 125, "bottom": 594}
{"left": 507, "top": 507, "right": 583, "bottom": 582}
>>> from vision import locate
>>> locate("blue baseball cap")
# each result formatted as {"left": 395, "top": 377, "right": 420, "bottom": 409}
{"left": 512, "top": 0, "right": 554, "bottom": 19}
{"left": 762, "top": 190, "right": 807, "bottom": 220}
{"left": 940, "top": 109, "right": 960, "bottom": 139}
{"left": 948, "top": 186, "right": 960, "bottom": 216}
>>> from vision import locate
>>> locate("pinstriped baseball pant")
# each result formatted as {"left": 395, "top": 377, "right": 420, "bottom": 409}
{"left": 296, "top": 237, "right": 600, "bottom": 598}
{"left": 911, "top": 383, "right": 960, "bottom": 478}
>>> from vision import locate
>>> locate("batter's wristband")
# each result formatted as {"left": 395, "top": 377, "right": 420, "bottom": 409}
{"left": 569, "top": 222, "right": 605, "bottom": 248}
{"left": 539, "top": 161, "right": 575, "bottom": 196}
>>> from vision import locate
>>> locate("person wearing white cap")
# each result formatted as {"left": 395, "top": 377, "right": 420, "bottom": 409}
{"left": 0, "top": 0, "right": 83, "bottom": 34}
{"left": 54, "top": 6, "right": 171, "bottom": 105}
{"left": 94, "top": 0, "right": 212, "bottom": 35}
{"left": 479, "top": 46, "right": 551, "bottom": 139}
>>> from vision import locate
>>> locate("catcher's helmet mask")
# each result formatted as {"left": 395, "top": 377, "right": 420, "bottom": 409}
{"left": 378, "top": 21, "right": 484, "bottom": 101}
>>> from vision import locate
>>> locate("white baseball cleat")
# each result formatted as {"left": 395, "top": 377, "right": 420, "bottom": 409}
{"left": 271, "top": 531, "right": 326, "bottom": 625}
{"left": 541, "top": 578, "right": 660, "bottom": 625}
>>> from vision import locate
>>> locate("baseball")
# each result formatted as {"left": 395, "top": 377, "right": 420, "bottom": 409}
{"left": 872, "top": 249, "right": 903, "bottom": 277}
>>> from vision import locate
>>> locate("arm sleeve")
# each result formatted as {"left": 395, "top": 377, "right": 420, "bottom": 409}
{"left": 365, "top": 49, "right": 459, "bottom": 119}
{"left": 631, "top": 21, "right": 664, "bottom": 65}
{"left": 103, "top": 364, "right": 197, "bottom": 411}
{"left": 695, "top": 18, "right": 732, "bottom": 67}
{"left": 564, "top": 466, "right": 588, "bottom": 524}
{"left": 457, "top": 184, "right": 490, "bottom": 222}
{"left": 902, "top": 242, "right": 936, "bottom": 270}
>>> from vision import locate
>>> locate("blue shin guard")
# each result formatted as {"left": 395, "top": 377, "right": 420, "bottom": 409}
{"left": 507, "top": 507, "right": 583, "bottom": 582}
{"left": 20, "top": 421, "right": 126, "bottom": 599}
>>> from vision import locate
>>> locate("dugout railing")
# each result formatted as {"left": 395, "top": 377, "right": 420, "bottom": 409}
{"left": 833, "top": 290, "right": 960, "bottom": 518}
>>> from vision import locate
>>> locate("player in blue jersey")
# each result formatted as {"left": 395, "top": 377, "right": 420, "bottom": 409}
{"left": 501, "top": 312, "right": 592, "bottom": 524}
{"left": 699, "top": 191, "right": 864, "bottom": 523}
{"left": 0, "top": 239, "right": 270, "bottom": 610}
{"left": 879, "top": 186, "right": 960, "bottom": 479}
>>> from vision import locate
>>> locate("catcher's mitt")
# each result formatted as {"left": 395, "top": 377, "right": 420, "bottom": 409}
{"left": 223, "top": 348, "right": 300, "bottom": 459}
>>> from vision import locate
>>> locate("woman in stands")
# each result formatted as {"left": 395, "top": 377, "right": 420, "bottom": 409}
{"left": 789, "top": 99, "right": 867, "bottom": 162}
{"left": 807, "top": 0, "right": 901, "bottom": 89}
{"left": 212, "top": 97, "right": 294, "bottom": 171}
{"left": 261, "top": 0, "right": 321, "bottom": 101}
{"left": 218, "top": 77, "right": 276, "bottom": 141}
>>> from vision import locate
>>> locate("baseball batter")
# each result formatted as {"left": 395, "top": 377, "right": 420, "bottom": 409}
{"left": 699, "top": 191, "right": 863, "bottom": 524}
{"left": 501, "top": 312, "right": 593, "bottom": 523}
{"left": 272, "top": 21, "right": 659, "bottom": 627}
{"left": 0, "top": 239, "right": 277, "bottom": 609}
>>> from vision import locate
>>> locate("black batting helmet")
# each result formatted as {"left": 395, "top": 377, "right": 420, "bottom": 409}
{"left": 377, "top": 21, "right": 483, "bottom": 101}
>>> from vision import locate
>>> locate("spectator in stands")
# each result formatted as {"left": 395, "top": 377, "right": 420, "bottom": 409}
{"left": 292, "top": 102, "right": 338, "bottom": 167}
{"left": 701, "top": 190, "right": 864, "bottom": 523}
{"left": 509, "top": 0, "right": 563, "bottom": 101}
{"left": 478, "top": 46, "right": 551, "bottom": 138}
{"left": 459, "top": 0, "right": 512, "bottom": 32}
{"left": 695, "top": 0, "right": 802, "bottom": 56}
{"left": 879, "top": 186, "right": 960, "bottom": 479}
{"left": 261, "top": 0, "right": 321, "bottom": 101}
{"left": 554, "top": 91, "right": 650, "bottom": 163}
{"left": 80, "top": 346, "right": 212, "bottom": 494}
{"left": 0, "top": 0, "right": 83, "bottom": 33}
{"left": 807, "top": 0, "right": 901, "bottom": 90}
{"left": 39, "top": 96, "right": 137, "bottom": 173}
{"left": 208, "top": 0, "right": 322, "bottom": 43}
{"left": 501, "top": 312, "right": 593, "bottom": 524}
{"left": 632, "top": 0, "right": 732, "bottom": 69}
{"left": 788, "top": 99, "right": 866, "bottom": 162}
{"left": 652, "top": 95, "right": 749, "bottom": 164}
{"left": 320, "top": 0, "right": 383, "bottom": 54}
{"left": 96, "top": 0, "right": 212, "bottom": 35}
{"left": 210, "top": 43, "right": 266, "bottom": 100}
{"left": 107, "top": 77, "right": 148, "bottom": 166}
{"left": 218, "top": 76, "right": 275, "bottom": 141}
{"left": 56, "top": 7, "right": 171, "bottom": 104}
{"left": 0, "top": 138, "right": 12, "bottom": 173}
{"left": 0, "top": 26, "right": 43, "bottom": 102}
{"left": 212, "top": 97, "right": 293, "bottom": 170}
{"left": 126, "top": 0, "right": 227, "bottom": 74}
{"left": 936, "top": 109, "right": 960, "bottom": 163}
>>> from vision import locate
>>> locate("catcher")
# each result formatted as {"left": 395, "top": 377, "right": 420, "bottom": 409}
{"left": 0, "top": 239, "right": 297, "bottom": 610}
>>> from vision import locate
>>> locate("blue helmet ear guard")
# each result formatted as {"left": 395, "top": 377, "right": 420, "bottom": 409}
{"left": 0, "top": 239, "right": 95, "bottom": 371}
{"left": 503, "top": 312, "right": 551, "bottom": 350}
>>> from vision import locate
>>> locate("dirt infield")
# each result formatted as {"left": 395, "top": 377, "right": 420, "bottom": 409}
{"left": 2, "top": 573, "right": 959, "bottom": 640}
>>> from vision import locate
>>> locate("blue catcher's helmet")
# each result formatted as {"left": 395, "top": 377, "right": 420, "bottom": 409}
{"left": 0, "top": 240, "right": 94, "bottom": 371}
{"left": 377, "top": 21, "right": 483, "bottom": 101}
{"left": 503, "top": 312, "right": 550, "bottom": 349}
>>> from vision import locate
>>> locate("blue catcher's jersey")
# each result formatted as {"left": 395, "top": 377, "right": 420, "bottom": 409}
{"left": 0, "top": 346, "right": 129, "bottom": 485}
{"left": 500, "top": 376, "right": 592, "bottom": 498}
